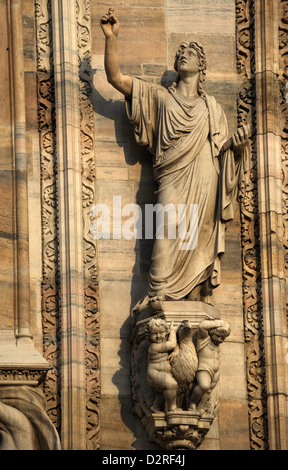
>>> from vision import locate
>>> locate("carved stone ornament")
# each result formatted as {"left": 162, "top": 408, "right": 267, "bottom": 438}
{"left": 35, "top": 0, "right": 100, "bottom": 448}
{"left": 131, "top": 301, "right": 230, "bottom": 450}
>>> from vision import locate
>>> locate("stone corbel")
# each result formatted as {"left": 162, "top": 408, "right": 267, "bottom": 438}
{"left": 131, "top": 301, "right": 230, "bottom": 450}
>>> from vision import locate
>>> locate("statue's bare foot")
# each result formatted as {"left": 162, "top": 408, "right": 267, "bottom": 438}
{"left": 199, "top": 408, "right": 215, "bottom": 419}
{"left": 200, "top": 408, "right": 214, "bottom": 419}
{"left": 167, "top": 405, "right": 181, "bottom": 413}
{"left": 188, "top": 403, "right": 201, "bottom": 416}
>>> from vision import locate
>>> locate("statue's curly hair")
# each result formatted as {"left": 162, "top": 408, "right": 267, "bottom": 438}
{"left": 145, "top": 318, "right": 170, "bottom": 338}
{"left": 173, "top": 41, "right": 207, "bottom": 98}
{"left": 209, "top": 326, "right": 231, "bottom": 339}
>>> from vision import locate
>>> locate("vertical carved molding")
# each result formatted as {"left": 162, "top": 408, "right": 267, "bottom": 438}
{"left": 254, "top": 0, "right": 288, "bottom": 450}
{"left": 35, "top": 0, "right": 61, "bottom": 433}
{"left": 237, "top": 0, "right": 288, "bottom": 449}
{"left": 36, "top": 0, "right": 100, "bottom": 448}
{"left": 51, "top": 0, "right": 87, "bottom": 450}
{"left": 77, "top": 0, "right": 100, "bottom": 450}
{"left": 278, "top": 0, "right": 288, "bottom": 448}
{"left": 236, "top": 0, "right": 269, "bottom": 449}
{"left": 279, "top": 3, "right": 288, "bottom": 330}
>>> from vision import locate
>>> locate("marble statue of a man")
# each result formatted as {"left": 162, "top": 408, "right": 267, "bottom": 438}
{"left": 100, "top": 9, "right": 250, "bottom": 303}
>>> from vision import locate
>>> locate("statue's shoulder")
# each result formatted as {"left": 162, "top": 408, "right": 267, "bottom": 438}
{"left": 133, "top": 76, "right": 168, "bottom": 95}
{"left": 205, "top": 94, "right": 226, "bottom": 121}
{"left": 205, "top": 94, "right": 218, "bottom": 108}
{"left": 205, "top": 94, "right": 224, "bottom": 110}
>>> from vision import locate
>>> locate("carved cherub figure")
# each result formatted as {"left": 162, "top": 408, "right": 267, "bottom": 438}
{"left": 189, "top": 319, "right": 231, "bottom": 415}
{"left": 145, "top": 318, "right": 178, "bottom": 413}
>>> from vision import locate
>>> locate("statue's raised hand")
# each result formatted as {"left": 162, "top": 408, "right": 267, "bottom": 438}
{"left": 100, "top": 8, "right": 132, "bottom": 97}
{"left": 100, "top": 9, "right": 120, "bottom": 38}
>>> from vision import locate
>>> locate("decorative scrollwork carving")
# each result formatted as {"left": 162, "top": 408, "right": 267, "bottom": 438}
{"left": 279, "top": 0, "right": 288, "bottom": 330}
{"left": 36, "top": 0, "right": 100, "bottom": 447}
{"left": 235, "top": 0, "right": 268, "bottom": 450}
{"left": 35, "top": 0, "right": 61, "bottom": 434}
{"left": 77, "top": 0, "right": 100, "bottom": 450}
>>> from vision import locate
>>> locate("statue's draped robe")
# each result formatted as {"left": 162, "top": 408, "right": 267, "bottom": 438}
{"left": 0, "top": 386, "right": 60, "bottom": 450}
{"left": 126, "top": 78, "right": 247, "bottom": 300}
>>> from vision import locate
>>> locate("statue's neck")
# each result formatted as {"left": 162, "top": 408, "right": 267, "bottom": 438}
{"left": 176, "top": 73, "right": 199, "bottom": 98}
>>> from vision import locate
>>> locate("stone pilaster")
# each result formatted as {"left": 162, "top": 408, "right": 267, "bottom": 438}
{"left": 254, "top": 0, "right": 288, "bottom": 450}
{"left": 51, "top": 0, "right": 87, "bottom": 450}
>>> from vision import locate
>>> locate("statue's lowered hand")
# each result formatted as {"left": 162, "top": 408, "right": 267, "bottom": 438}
{"left": 232, "top": 124, "right": 251, "bottom": 156}
{"left": 221, "top": 123, "right": 251, "bottom": 157}
{"left": 100, "top": 8, "right": 120, "bottom": 38}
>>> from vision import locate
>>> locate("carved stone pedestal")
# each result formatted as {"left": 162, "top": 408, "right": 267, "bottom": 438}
{"left": 146, "top": 410, "right": 213, "bottom": 450}
{"left": 131, "top": 300, "right": 226, "bottom": 450}
{"left": 0, "top": 336, "right": 50, "bottom": 387}
{"left": 0, "top": 335, "right": 60, "bottom": 449}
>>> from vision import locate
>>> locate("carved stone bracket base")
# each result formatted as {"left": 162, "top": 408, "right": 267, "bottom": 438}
{"left": 147, "top": 410, "right": 213, "bottom": 450}
{"left": 131, "top": 300, "right": 218, "bottom": 342}
{"left": 0, "top": 334, "right": 49, "bottom": 386}
{"left": 0, "top": 334, "right": 60, "bottom": 449}
{"left": 131, "top": 300, "right": 221, "bottom": 450}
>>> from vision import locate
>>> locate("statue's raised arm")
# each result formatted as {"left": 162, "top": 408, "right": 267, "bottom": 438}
{"left": 100, "top": 9, "right": 132, "bottom": 98}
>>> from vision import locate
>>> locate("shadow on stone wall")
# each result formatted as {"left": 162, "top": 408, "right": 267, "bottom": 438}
{"left": 88, "top": 64, "right": 162, "bottom": 448}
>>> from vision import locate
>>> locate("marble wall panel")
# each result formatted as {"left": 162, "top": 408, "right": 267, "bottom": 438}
{"left": 0, "top": 2, "right": 14, "bottom": 332}
{"left": 100, "top": 396, "right": 160, "bottom": 450}
{"left": 167, "top": 0, "right": 236, "bottom": 36}
{"left": 218, "top": 399, "right": 250, "bottom": 449}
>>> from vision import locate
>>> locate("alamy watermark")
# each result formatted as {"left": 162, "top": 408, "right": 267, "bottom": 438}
{"left": 90, "top": 196, "right": 199, "bottom": 251}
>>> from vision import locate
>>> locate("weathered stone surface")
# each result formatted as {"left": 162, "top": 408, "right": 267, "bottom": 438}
{"left": 93, "top": 0, "right": 249, "bottom": 450}
{"left": 218, "top": 399, "right": 250, "bottom": 450}
{"left": 0, "top": 0, "right": 287, "bottom": 452}
{"left": 100, "top": 396, "right": 159, "bottom": 450}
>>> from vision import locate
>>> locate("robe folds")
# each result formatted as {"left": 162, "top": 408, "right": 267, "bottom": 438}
{"left": 126, "top": 77, "right": 248, "bottom": 300}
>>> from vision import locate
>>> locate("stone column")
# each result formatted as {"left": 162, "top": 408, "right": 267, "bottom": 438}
{"left": 254, "top": 0, "right": 288, "bottom": 450}
{"left": 51, "top": 0, "right": 86, "bottom": 450}
{"left": 0, "top": 0, "right": 49, "bottom": 378}
{"left": 11, "top": 0, "right": 32, "bottom": 340}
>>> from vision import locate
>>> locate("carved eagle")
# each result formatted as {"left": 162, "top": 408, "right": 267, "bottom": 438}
{"left": 170, "top": 320, "right": 198, "bottom": 408}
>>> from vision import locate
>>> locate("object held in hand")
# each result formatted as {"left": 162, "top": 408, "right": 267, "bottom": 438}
{"left": 101, "top": 8, "right": 115, "bottom": 24}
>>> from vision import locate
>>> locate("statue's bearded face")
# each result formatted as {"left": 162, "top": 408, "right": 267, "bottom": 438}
{"left": 176, "top": 47, "right": 200, "bottom": 76}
